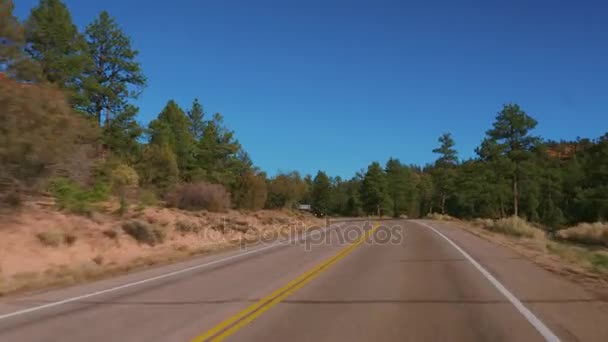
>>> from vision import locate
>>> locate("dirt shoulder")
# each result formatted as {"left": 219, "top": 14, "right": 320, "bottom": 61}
{"left": 0, "top": 203, "right": 323, "bottom": 297}
{"left": 434, "top": 219, "right": 608, "bottom": 299}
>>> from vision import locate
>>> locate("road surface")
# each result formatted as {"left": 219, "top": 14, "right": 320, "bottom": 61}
{"left": 1, "top": 220, "right": 607, "bottom": 341}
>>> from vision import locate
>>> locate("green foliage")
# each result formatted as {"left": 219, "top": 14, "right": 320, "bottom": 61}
{"left": 0, "top": 0, "right": 41, "bottom": 80}
{"left": 25, "top": 0, "right": 90, "bottom": 101}
{"left": 82, "top": 10, "right": 146, "bottom": 127}
{"left": 431, "top": 133, "right": 458, "bottom": 214}
{"left": 360, "top": 162, "right": 392, "bottom": 216}
{"left": 233, "top": 171, "right": 268, "bottom": 210}
{"left": 148, "top": 100, "right": 196, "bottom": 178}
{"left": 137, "top": 144, "right": 179, "bottom": 191}
{"left": 265, "top": 171, "right": 308, "bottom": 209}
{"left": 50, "top": 177, "right": 109, "bottom": 214}
{"left": 481, "top": 104, "right": 539, "bottom": 216}
{"left": 311, "top": 171, "right": 331, "bottom": 216}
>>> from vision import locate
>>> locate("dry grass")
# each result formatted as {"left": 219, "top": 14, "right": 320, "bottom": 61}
{"left": 556, "top": 222, "right": 608, "bottom": 247}
{"left": 426, "top": 213, "right": 456, "bottom": 221}
{"left": 480, "top": 216, "right": 544, "bottom": 239}
{"left": 454, "top": 218, "right": 608, "bottom": 295}
{"left": 546, "top": 242, "right": 608, "bottom": 272}
{"left": 0, "top": 202, "right": 323, "bottom": 297}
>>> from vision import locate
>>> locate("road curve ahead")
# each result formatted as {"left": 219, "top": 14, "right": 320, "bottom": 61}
{"left": 1, "top": 220, "right": 607, "bottom": 341}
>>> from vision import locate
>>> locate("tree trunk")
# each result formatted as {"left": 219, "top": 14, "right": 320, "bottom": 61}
{"left": 440, "top": 192, "right": 446, "bottom": 214}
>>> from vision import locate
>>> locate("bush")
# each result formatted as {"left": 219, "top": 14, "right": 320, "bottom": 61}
{"left": 175, "top": 220, "right": 201, "bottom": 234}
{"left": 483, "top": 216, "right": 543, "bottom": 238}
{"left": 36, "top": 231, "right": 75, "bottom": 247}
{"left": 122, "top": 221, "right": 166, "bottom": 246}
{"left": 556, "top": 222, "right": 608, "bottom": 247}
{"left": 50, "top": 178, "right": 110, "bottom": 215}
{"left": 138, "top": 188, "right": 159, "bottom": 206}
{"left": 102, "top": 229, "right": 118, "bottom": 240}
{"left": 165, "top": 182, "right": 231, "bottom": 212}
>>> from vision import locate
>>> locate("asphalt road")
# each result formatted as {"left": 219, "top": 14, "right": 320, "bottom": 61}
{"left": 1, "top": 220, "right": 607, "bottom": 341}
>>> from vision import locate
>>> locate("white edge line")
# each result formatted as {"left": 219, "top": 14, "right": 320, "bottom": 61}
{"left": 415, "top": 221, "right": 561, "bottom": 342}
{"left": 0, "top": 222, "right": 346, "bottom": 321}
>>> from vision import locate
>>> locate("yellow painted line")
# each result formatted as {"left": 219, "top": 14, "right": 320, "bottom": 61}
{"left": 191, "top": 222, "right": 381, "bottom": 342}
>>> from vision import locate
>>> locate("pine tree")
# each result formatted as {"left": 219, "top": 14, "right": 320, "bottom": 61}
{"left": 197, "top": 113, "right": 242, "bottom": 183}
{"left": 148, "top": 100, "right": 196, "bottom": 179}
{"left": 484, "top": 104, "right": 539, "bottom": 217}
{"left": 311, "top": 171, "right": 331, "bottom": 216}
{"left": 431, "top": 133, "right": 458, "bottom": 214}
{"left": 187, "top": 98, "right": 205, "bottom": 140}
{"left": 360, "top": 162, "right": 391, "bottom": 216}
{"left": 385, "top": 158, "right": 407, "bottom": 217}
{"left": 83, "top": 11, "right": 146, "bottom": 127}
{"left": 0, "top": 0, "right": 41, "bottom": 80}
{"left": 24, "top": 0, "right": 89, "bottom": 100}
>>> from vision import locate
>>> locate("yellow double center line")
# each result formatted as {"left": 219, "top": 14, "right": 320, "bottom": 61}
{"left": 192, "top": 222, "right": 381, "bottom": 342}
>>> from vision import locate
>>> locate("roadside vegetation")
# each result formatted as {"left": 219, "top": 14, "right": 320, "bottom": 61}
{"left": 0, "top": 0, "right": 606, "bottom": 292}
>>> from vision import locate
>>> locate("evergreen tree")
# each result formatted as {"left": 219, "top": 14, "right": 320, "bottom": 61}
{"left": 431, "top": 133, "right": 458, "bottom": 214}
{"left": 187, "top": 98, "right": 205, "bottom": 140}
{"left": 148, "top": 100, "right": 196, "bottom": 179}
{"left": 197, "top": 113, "right": 242, "bottom": 183}
{"left": 360, "top": 162, "right": 391, "bottom": 216}
{"left": 0, "top": 0, "right": 41, "bottom": 80}
{"left": 83, "top": 11, "right": 146, "bottom": 128}
{"left": 483, "top": 104, "right": 539, "bottom": 216}
{"left": 311, "top": 171, "right": 331, "bottom": 216}
{"left": 385, "top": 158, "right": 407, "bottom": 217}
{"left": 24, "top": 0, "right": 89, "bottom": 101}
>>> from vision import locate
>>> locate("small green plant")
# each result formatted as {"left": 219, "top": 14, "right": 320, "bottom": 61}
{"left": 122, "top": 221, "right": 166, "bottom": 246}
{"left": 50, "top": 178, "right": 110, "bottom": 215}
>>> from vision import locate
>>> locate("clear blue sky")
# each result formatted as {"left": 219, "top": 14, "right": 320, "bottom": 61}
{"left": 14, "top": 0, "right": 608, "bottom": 178}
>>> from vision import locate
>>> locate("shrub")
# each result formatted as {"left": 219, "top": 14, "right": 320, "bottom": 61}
{"left": 138, "top": 189, "right": 159, "bottom": 206}
{"left": 122, "top": 221, "right": 166, "bottom": 246}
{"left": 175, "top": 220, "right": 201, "bottom": 234}
{"left": 36, "top": 231, "right": 65, "bottom": 247}
{"left": 110, "top": 164, "right": 139, "bottom": 190}
{"left": 102, "top": 229, "right": 118, "bottom": 240}
{"left": 483, "top": 216, "right": 543, "bottom": 238}
{"left": 556, "top": 222, "right": 608, "bottom": 247}
{"left": 50, "top": 178, "right": 110, "bottom": 215}
{"left": 165, "top": 182, "right": 231, "bottom": 212}
{"left": 64, "top": 233, "right": 77, "bottom": 246}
